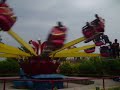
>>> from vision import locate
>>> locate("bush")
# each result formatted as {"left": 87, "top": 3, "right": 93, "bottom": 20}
{"left": 0, "top": 58, "right": 20, "bottom": 76}
{"left": 1, "top": 57, "right": 120, "bottom": 76}
{"left": 59, "top": 61, "right": 73, "bottom": 75}
{"left": 59, "top": 57, "right": 120, "bottom": 76}
{"left": 78, "top": 60, "right": 97, "bottom": 74}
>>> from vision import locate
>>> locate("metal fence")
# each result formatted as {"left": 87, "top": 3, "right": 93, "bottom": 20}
{"left": 0, "top": 76, "right": 120, "bottom": 90}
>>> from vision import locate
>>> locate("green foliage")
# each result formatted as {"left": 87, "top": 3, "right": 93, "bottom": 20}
{"left": 78, "top": 60, "right": 97, "bottom": 74}
{"left": 0, "top": 35, "right": 2, "bottom": 42}
{"left": 59, "top": 57, "right": 120, "bottom": 76}
{"left": 0, "top": 58, "right": 20, "bottom": 76}
{"left": 1, "top": 57, "right": 120, "bottom": 77}
{"left": 101, "top": 87, "right": 120, "bottom": 90}
{"left": 59, "top": 61, "right": 73, "bottom": 75}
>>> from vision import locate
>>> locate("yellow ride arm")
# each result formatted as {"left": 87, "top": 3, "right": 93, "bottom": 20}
{"left": 0, "top": 43, "right": 19, "bottom": 51}
{"left": 50, "top": 52, "right": 100, "bottom": 57}
{"left": 57, "top": 44, "right": 95, "bottom": 53}
{"left": 7, "top": 30, "right": 37, "bottom": 56}
{"left": 50, "top": 37, "right": 85, "bottom": 55}
{"left": 0, "top": 53, "right": 20, "bottom": 58}
{"left": 0, "top": 48, "right": 30, "bottom": 56}
{"left": 0, "top": 43, "right": 30, "bottom": 56}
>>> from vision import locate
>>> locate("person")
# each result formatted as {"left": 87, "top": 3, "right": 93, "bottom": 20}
{"left": 108, "top": 42, "right": 113, "bottom": 57}
{"left": 94, "top": 14, "right": 100, "bottom": 25}
{"left": 94, "top": 14, "right": 105, "bottom": 25}
{"left": 112, "top": 39, "right": 119, "bottom": 58}
{"left": 82, "top": 22, "right": 92, "bottom": 29}
{"left": 102, "top": 34, "right": 110, "bottom": 44}
{"left": 82, "top": 22, "right": 95, "bottom": 38}
{"left": 57, "top": 21, "right": 64, "bottom": 28}
{"left": 91, "top": 14, "right": 105, "bottom": 32}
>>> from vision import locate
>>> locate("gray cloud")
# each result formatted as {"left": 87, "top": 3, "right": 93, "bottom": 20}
{"left": 0, "top": 0, "right": 120, "bottom": 48}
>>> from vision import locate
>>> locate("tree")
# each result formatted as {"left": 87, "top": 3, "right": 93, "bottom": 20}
{"left": 0, "top": 35, "right": 2, "bottom": 42}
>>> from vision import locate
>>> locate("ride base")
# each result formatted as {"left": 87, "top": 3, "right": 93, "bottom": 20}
{"left": 13, "top": 74, "right": 65, "bottom": 90}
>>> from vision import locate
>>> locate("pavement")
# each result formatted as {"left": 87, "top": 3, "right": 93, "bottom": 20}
{"left": 59, "top": 79, "right": 120, "bottom": 90}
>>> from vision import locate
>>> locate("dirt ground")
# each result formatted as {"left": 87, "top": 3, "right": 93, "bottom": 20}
{"left": 0, "top": 79, "right": 120, "bottom": 90}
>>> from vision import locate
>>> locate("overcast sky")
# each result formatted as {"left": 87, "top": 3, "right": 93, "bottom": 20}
{"left": 1, "top": 0, "right": 120, "bottom": 47}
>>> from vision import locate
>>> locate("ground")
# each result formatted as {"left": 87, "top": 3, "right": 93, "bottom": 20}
{"left": 60, "top": 79, "right": 120, "bottom": 90}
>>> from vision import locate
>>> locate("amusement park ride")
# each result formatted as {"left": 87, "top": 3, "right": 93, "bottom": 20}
{"left": 0, "top": 0, "right": 113, "bottom": 89}
{"left": 0, "top": 0, "right": 111, "bottom": 76}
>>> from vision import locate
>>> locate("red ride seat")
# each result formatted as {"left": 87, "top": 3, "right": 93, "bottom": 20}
{"left": 84, "top": 47, "right": 95, "bottom": 53}
{"left": 94, "top": 36, "right": 104, "bottom": 46}
{"left": 91, "top": 18, "right": 105, "bottom": 33}
{"left": 50, "top": 27, "right": 66, "bottom": 40}
{"left": 0, "top": 15, "right": 11, "bottom": 30}
{"left": 94, "top": 24, "right": 104, "bottom": 32}
{"left": 82, "top": 25, "right": 95, "bottom": 38}
{"left": 100, "top": 46, "right": 110, "bottom": 57}
{"left": 47, "top": 26, "right": 67, "bottom": 50}
{"left": 95, "top": 41, "right": 104, "bottom": 46}
{"left": 52, "top": 40, "right": 64, "bottom": 47}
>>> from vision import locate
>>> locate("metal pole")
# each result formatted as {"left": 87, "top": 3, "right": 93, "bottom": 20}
{"left": 103, "top": 78, "right": 105, "bottom": 90}
{"left": 51, "top": 81, "right": 54, "bottom": 90}
{"left": 67, "top": 81, "right": 68, "bottom": 88}
{"left": 3, "top": 80, "right": 6, "bottom": 90}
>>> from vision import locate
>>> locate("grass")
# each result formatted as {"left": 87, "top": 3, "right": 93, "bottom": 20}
{"left": 101, "top": 87, "right": 120, "bottom": 90}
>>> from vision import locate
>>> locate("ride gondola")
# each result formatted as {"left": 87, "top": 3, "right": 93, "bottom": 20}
{"left": 0, "top": 0, "right": 16, "bottom": 31}
{"left": 82, "top": 22, "right": 95, "bottom": 38}
{"left": 84, "top": 47, "right": 95, "bottom": 53}
{"left": 100, "top": 46, "right": 110, "bottom": 57}
{"left": 46, "top": 22, "right": 67, "bottom": 51}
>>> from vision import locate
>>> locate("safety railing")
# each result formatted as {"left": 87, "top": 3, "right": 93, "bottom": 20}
{"left": 0, "top": 76, "right": 120, "bottom": 90}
